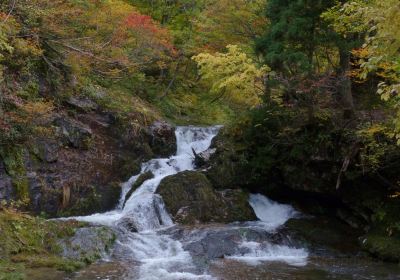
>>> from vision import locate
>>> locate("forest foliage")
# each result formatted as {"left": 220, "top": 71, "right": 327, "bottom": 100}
{"left": 0, "top": 0, "right": 399, "bottom": 219}
{"left": 0, "top": 0, "right": 399, "bottom": 270}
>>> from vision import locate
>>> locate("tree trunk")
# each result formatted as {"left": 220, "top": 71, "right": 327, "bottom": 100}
{"left": 339, "top": 49, "right": 355, "bottom": 118}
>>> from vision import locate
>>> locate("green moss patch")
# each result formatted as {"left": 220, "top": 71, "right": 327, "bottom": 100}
{"left": 0, "top": 147, "right": 29, "bottom": 201}
{"left": 0, "top": 210, "right": 88, "bottom": 278}
{"left": 362, "top": 233, "right": 400, "bottom": 263}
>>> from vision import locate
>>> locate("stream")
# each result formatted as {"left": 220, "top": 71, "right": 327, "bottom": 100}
{"left": 33, "top": 126, "right": 400, "bottom": 280}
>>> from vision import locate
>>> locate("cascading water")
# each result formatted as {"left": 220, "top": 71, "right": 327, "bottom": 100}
{"left": 225, "top": 194, "right": 308, "bottom": 266}
{"left": 68, "top": 126, "right": 308, "bottom": 279}
{"left": 70, "top": 126, "right": 222, "bottom": 279}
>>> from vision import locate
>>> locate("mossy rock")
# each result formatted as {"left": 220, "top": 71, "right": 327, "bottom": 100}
{"left": 284, "top": 217, "right": 362, "bottom": 255}
{"left": 157, "top": 171, "right": 255, "bottom": 224}
{"left": 204, "top": 131, "right": 248, "bottom": 189}
{"left": 216, "top": 189, "right": 257, "bottom": 222}
{"left": 57, "top": 226, "right": 116, "bottom": 265}
{"left": 59, "top": 182, "right": 121, "bottom": 217}
{"left": 0, "top": 146, "right": 29, "bottom": 201}
{"left": 157, "top": 171, "right": 219, "bottom": 224}
{"left": 0, "top": 211, "right": 89, "bottom": 278}
{"left": 362, "top": 230, "right": 400, "bottom": 263}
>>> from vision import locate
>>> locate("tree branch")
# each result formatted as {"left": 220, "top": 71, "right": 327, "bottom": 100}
{"left": 2, "top": 0, "right": 17, "bottom": 24}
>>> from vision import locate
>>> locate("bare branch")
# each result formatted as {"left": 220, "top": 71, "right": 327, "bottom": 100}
{"left": 2, "top": 0, "right": 17, "bottom": 24}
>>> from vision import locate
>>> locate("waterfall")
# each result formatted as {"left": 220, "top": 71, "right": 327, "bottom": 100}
{"left": 225, "top": 194, "right": 308, "bottom": 267}
{"left": 70, "top": 126, "right": 222, "bottom": 279}
{"left": 67, "top": 125, "right": 308, "bottom": 279}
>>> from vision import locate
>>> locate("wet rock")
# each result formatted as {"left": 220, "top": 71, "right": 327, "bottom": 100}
{"left": 216, "top": 189, "right": 257, "bottom": 222}
{"left": 336, "top": 208, "right": 365, "bottom": 230}
{"left": 58, "top": 226, "right": 116, "bottom": 263}
{"left": 123, "top": 171, "right": 154, "bottom": 207}
{"left": 55, "top": 117, "right": 93, "bottom": 149}
{"left": 168, "top": 225, "right": 281, "bottom": 261}
{"left": 27, "top": 172, "right": 43, "bottom": 212}
{"left": 282, "top": 217, "right": 363, "bottom": 256}
{"left": 157, "top": 171, "right": 220, "bottom": 224}
{"left": 66, "top": 96, "right": 99, "bottom": 112}
{"left": 116, "top": 217, "right": 138, "bottom": 232}
{"left": 148, "top": 121, "right": 176, "bottom": 157}
{"left": 204, "top": 131, "right": 248, "bottom": 189}
{"left": 61, "top": 183, "right": 121, "bottom": 217}
{"left": 193, "top": 148, "right": 216, "bottom": 168}
{"left": 0, "top": 160, "right": 14, "bottom": 202}
{"left": 157, "top": 171, "right": 255, "bottom": 224}
{"left": 96, "top": 182, "right": 122, "bottom": 212}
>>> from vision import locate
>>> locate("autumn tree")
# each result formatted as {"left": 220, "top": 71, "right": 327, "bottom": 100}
{"left": 325, "top": 0, "right": 400, "bottom": 140}
{"left": 194, "top": 0, "right": 267, "bottom": 53}
{"left": 193, "top": 45, "right": 269, "bottom": 108}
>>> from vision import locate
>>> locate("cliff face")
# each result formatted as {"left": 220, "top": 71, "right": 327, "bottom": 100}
{"left": 0, "top": 98, "right": 177, "bottom": 217}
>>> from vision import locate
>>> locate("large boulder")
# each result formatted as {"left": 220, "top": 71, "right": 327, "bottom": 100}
{"left": 58, "top": 226, "right": 115, "bottom": 263}
{"left": 157, "top": 171, "right": 256, "bottom": 224}
{"left": 361, "top": 232, "right": 400, "bottom": 263}
{"left": 163, "top": 225, "right": 293, "bottom": 266}
{"left": 204, "top": 131, "right": 248, "bottom": 189}
{"left": 148, "top": 121, "right": 177, "bottom": 157}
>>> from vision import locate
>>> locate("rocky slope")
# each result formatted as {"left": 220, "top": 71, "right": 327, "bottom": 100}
{"left": 0, "top": 96, "right": 177, "bottom": 217}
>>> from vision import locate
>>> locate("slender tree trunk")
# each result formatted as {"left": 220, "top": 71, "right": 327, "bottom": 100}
{"left": 263, "top": 74, "right": 271, "bottom": 103}
{"left": 160, "top": 55, "right": 183, "bottom": 99}
{"left": 339, "top": 49, "right": 355, "bottom": 118}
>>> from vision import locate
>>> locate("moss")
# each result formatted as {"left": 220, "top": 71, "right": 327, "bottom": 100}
{"left": 157, "top": 171, "right": 255, "bottom": 224}
{"left": 204, "top": 130, "right": 249, "bottom": 190}
{"left": 362, "top": 233, "right": 400, "bottom": 262}
{"left": 0, "top": 210, "right": 88, "bottom": 278}
{"left": 57, "top": 186, "right": 101, "bottom": 217}
{"left": 285, "top": 217, "right": 362, "bottom": 254}
{"left": 0, "top": 261, "right": 25, "bottom": 280}
{"left": 10, "top": 255, "right": 84, "bottom": 272}
{"left": 0, "top": 146, "right": 29, "bottom": 201}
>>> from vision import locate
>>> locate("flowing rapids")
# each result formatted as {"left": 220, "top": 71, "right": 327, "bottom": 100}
{"left": 67, "top": 126, "right": 308, "bottom": 280}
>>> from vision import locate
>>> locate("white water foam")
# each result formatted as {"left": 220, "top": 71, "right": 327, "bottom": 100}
{"left": 227, "top": 241, "right": 308, "bottom": 267}
{"left": 65, "top": 125, "right": 308, "bottom": 278}
{"left": 249, "top": 193, "right": 298, "bottom": 231}
{"left": 226, "top": 193, "right": 308, "bottom": 267}
{"left": 67, "top": 126, "right": 221, "bottom": 280}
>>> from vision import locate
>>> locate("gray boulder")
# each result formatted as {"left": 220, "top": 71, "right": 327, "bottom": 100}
{"left": 58, "top": 226, "right": 116, "bottom": 263}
